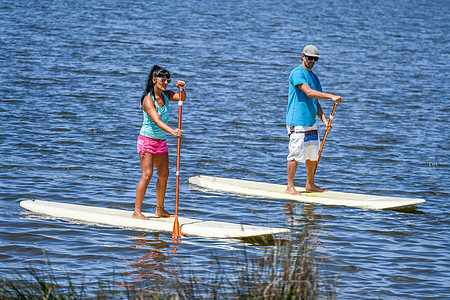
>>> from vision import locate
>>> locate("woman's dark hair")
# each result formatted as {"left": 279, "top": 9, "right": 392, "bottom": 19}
{"left": 140, "top": 65, "right": 171, "bottom": 105}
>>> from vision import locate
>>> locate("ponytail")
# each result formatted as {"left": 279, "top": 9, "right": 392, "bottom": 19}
{"left": 140, "top": 65, "right": 171, "bottom": 106}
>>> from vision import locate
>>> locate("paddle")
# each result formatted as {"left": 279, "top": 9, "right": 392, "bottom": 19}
{"left": 317, "top": 102, "right": 338, "bottom": 163}
{"left": 172, "top": 85, "right": 184, "bottom": 238}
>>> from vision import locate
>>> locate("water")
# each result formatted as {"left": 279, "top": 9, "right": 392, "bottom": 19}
{"left": 1, "top": 0, "right": 449, "bottom": 298}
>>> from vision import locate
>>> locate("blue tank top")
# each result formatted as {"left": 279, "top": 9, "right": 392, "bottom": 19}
{"left": 139, "top": 92, "right": 170, "bottom": 139}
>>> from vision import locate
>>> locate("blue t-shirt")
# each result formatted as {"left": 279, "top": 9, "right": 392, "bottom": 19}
{"left": 140, "top": 92, "right": 170, "bottom": 139}
{"left": 286, "top": 65, "right": 322, "bottom": 127}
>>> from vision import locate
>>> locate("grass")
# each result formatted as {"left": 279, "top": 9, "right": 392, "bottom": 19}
{"left": 171, "top": 204, "right": 337, "bottom": 299}
{"left": 1, "top": 205, "right": 337, "bottom": 299}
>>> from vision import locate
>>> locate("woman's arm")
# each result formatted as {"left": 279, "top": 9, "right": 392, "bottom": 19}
{"left": 167, "top": 80, "right": 186, "bottom": 101}
{"left": 142, "top": 95, "right": 184, "bottom": 137}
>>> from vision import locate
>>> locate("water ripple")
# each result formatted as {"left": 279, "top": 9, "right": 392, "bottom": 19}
{"left": 0, "top": 0, "right": 448, "bottom": 298}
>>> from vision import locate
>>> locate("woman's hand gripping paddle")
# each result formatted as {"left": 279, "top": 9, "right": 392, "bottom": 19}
{"left": 317, "top": 102, "right": 338, "bottom": 164}
{"left": 172, "top": 86, "right": 184, "bottom": 238}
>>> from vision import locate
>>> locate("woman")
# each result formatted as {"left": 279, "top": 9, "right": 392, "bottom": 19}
{"left": 133, "top": 65, "right": 186, "bottom": 219}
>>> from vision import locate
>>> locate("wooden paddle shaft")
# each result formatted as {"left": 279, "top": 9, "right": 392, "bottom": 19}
{"left": 317, "top": 102, "right": 337, "bottom": 163}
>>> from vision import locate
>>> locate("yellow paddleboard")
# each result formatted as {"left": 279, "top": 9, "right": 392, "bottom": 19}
{"left": 20, "top": 199, "right": 289, "bottom": 239}
{"left": 188, "top": 175, "right": 425, "bottom": 210}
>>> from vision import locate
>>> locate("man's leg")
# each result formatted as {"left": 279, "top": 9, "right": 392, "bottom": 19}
{"left": 305, "top": 159, "right": 326, "bottom": 192}
{"left": 286, "top": 160, "right": 302, "bottom": 195}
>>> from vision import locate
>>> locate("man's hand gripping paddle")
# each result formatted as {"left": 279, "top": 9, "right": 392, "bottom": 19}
{"left": 317, "top": 102, "right": 338, "bottom": 164}
{"left": 172, "top": 86, "right": 184, "bottom": 238}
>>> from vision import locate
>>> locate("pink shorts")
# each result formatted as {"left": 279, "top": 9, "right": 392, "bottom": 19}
{"left": 137, "top": 135, "right": 168, "bottom": 157}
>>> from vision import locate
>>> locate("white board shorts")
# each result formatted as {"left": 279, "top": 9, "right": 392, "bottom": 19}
{"left": 287, "top": 124, "right": 320, "bottom": 162}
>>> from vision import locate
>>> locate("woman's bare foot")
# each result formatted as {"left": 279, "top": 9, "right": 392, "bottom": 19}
{"left": 305, "top": 184, "right": 326, "bottom": 192}
{"left": 155, "top": 207, "right": 172, "bottom": 218}
{"left": 285, "top": 186, "right": 302, "bottom": 195}
{"left": 132, "top": 212, "right": 149, "bottom": 220}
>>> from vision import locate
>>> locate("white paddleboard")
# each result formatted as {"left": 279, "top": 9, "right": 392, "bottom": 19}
{"left": 188, "top": 175, "right": 426, "bottom": 210}
{"left": 19, "top": 200, "right": 289, "bottom": 239}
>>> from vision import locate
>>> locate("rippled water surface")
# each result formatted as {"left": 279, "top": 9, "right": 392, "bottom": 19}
{"left": 1, "top": 0, "right": 449, "bottom": 298}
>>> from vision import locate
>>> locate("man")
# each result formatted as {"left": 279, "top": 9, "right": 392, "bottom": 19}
{"left": 285, "top": 45, "right": 342, "bottom": 194}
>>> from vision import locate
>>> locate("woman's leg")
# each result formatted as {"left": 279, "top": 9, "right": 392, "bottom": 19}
{"left": 153, "top": 152, "right": 171, "bottom": 217}
{"left": 133, "top": 153, "right": 154, "bottom": 219}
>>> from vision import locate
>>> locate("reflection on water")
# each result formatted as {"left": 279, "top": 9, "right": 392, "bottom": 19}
{"left": 123, "top": 232, "right": 181, "bottom": 282}
{"left": 114, "top": 202, "right": 326, "bottom": 297}
{"left": 0, "top": 0, "right": 448, "bottom": 298}
{"left": 171, "top": 236, "right": 183, "bottom": 254}
{"left": 123, "top": 202, "right": 333, "bottom": 297}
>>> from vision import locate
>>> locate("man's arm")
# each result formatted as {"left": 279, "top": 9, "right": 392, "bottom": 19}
{"left": 298, "top": 83, "right": 342, "bottom": 103}
{"left": 317, "top": 101, "right": 331, "bottom": 130}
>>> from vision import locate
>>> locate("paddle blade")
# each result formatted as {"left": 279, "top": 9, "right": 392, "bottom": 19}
{"left": 172, "top": 216, "right": 182, "bottom": 237}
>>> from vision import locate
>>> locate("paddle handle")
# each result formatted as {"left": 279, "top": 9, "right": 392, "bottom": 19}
{"left": 317, "top": 102, "right": 337, "bottom": 163}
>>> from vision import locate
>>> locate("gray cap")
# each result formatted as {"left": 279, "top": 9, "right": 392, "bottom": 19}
{"left": 302, "top": 45, "right": 320, "bottom": 57}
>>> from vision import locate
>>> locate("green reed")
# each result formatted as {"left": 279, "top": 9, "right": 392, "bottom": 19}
{"left": 1, "top": 206, "right": 336, "bottom": 299}
{"left": 171, "top": 212, "right": 337, "bottom": 299}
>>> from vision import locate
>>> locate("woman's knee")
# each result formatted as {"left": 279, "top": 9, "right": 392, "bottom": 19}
{"left": 158, "top": 168, "right": 169, "bottom": 181}
{"left": 140, "top": 170, "right": 153, "bottom": 182}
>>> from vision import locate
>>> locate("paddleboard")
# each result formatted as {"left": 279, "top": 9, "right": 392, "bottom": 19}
{"left": 19, "top": 200, "right": 289, "bottom": 239}
{"left": 188, "top": 175, "right": 426, "bottom": 210}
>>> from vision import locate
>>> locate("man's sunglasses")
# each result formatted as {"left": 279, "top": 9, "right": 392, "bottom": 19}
{"left": 304, "top": 55, "right": 319, "bottom": 61}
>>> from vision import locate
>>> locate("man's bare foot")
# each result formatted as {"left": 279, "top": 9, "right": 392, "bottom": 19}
{"left": 285, "top": 186, "right": 302, "bottom": 195}
{"left": 305, "top": 184, "right": 327, "bottom": 192}
{"left": 155, "top": 207, "right": 172, "bottom": 218}
{"left": 132, "top": 212, "right": 149, "bottom": 220}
